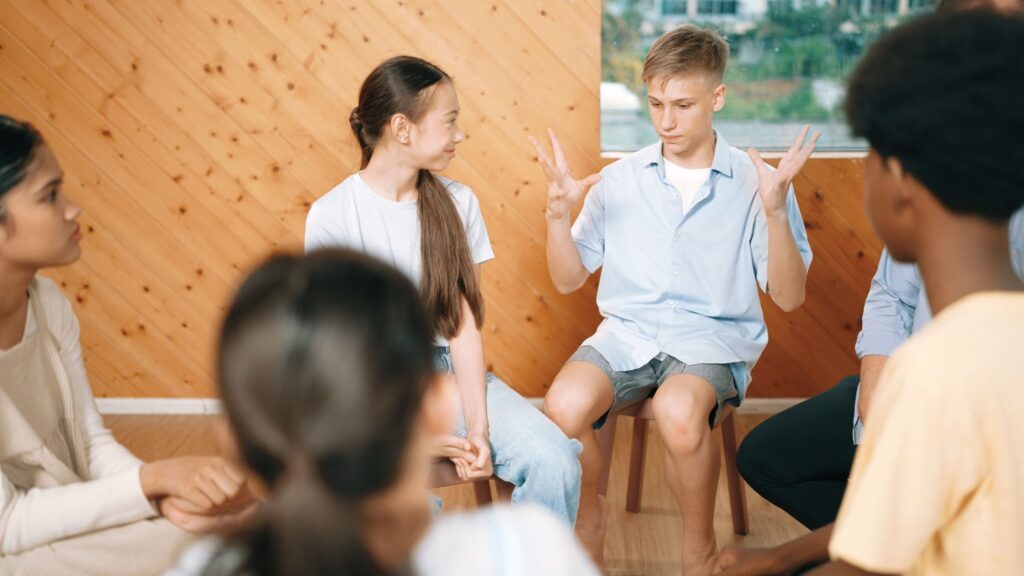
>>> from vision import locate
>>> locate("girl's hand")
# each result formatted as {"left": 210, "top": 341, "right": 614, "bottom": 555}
{"left": 748, "top": 125, "right": 820, "bottom": 218}
{"left": 140, "top": 457, "right": 248, "bottom": 513}
{"left": 529, "top": 129, "right": 601, "bottom": 221}
{"left": 158, "top": 496, "right": 260, "bottom": 535}
{"left": 430, "top": 434, "right": 476, "bottom": 461}
{"left": 465, "top": 432, "right": 493, "bottom": 478}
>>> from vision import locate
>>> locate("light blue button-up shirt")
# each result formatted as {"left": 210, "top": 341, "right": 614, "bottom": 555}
{"left": 851, "top": 208, "right": 1024, "bottom": 443}
{"left": 571, "top": 133, "right": 813, "bottom": 402}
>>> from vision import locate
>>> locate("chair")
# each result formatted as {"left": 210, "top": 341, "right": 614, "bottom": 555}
{"left": 430, "top": 459, "right": 514, "bottom": 506}
{"left": 595, "top": 399, "right": 750, "bottom": 535}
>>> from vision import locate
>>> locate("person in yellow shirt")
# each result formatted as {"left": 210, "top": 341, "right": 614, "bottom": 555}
{"left": 798, "top": 8, "right": 1024, "bottom": 576}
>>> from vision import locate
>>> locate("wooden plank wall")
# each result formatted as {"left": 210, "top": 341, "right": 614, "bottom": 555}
{"left": 0, "top": 0, "right": 879, "bottom": 400}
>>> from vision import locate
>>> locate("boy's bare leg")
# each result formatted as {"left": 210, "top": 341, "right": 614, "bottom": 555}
{"left": 652, "top": 375, "right": 722, "bottom": 576}
{"left": 544, "top": 361, "right": 615, "bottom": 567}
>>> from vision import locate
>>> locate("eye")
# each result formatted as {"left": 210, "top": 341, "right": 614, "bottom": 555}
{"left": 46, "top": 188, "right": 59, "bottom": 203}
{"left": 650, "top": 102, "right": 663, "bottom": 108}
{"left": 676, "top": 104, "right": 691, "bottom": 110}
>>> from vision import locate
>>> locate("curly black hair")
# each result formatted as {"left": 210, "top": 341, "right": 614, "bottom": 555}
{"left": 844, "top": 9, "right": 1024, "bottom": 221}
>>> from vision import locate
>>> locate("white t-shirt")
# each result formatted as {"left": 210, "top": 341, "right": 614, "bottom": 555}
{"left": 304, "top": 173, "right": 494, "bottom": 344}
{"left": 663, "top": 159, "right": 710, "bottom": 216}
{"left": 0, "top": 277, "right": 156, "bottom": 555}
{"left": 166, "top": 505, "right": 598, "bottom": 576}
{"left": 413, "top": 505, "right": 599, "bottom": 576}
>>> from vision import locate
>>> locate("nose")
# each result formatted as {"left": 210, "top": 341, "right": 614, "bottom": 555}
{"left": 659, "top": 110, "right": 675, "bottom": 133}
{"left": 65, "top": 196, "right": 82, "bottom": 221}
{"left": 453, "top": 127, "right": 465, "bottom": 144}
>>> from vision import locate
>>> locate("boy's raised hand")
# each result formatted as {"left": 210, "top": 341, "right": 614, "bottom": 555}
{"left": 748, "top": 125, "right": 820, "bottom": 218}
{"left": 529, "top": 129, "right": 601, "bottom": 221}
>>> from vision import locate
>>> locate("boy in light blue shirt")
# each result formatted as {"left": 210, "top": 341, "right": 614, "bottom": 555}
{"left": 530, "top": 24, "right": 816, "bottom": 574}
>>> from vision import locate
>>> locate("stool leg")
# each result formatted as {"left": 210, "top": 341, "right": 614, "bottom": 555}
{"left": 721, "top": 411, "right": 750, "bottom": 535}
{"left": 625, "top": 416, "right": 649, "bottom": 513}
{"left": 473, "top": 480, "right": 493, "bottom": 507}
{"left": 495, "top": 479, "right": 514, "bottom": 503}
{"left": 596, "top": 415, "right": 618, "bottom": 497}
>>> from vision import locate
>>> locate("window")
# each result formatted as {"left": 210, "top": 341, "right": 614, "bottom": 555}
{"left": 602, "top": 0, "right": 938, "bottom": 152}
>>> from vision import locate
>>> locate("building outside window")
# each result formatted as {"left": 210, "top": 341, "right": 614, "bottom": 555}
{"left": 602, "top": 0, "right": 937, "bottom": 152}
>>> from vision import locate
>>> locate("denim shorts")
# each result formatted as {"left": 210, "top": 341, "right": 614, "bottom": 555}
{"left": 569, "top": 345, "right": 739, "bottom": 429}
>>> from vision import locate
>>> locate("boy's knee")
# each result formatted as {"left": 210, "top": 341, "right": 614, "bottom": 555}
{"left": 653, "top": 391, "right": 711, "bottom": 456}
{"left": 544, "top": 385, "right": 598, "bottom": 435}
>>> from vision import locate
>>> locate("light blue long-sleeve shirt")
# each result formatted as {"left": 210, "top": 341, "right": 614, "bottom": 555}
{"left": 571, "top": 133, "right": 813, "bottom": 402}
{"left": 851, "top": 208, "right": 1024, "bottom": 443}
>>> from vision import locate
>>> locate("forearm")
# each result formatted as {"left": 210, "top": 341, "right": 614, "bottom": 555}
{"left": 1, "top": 467, "right": 154, "bottom": 554}
{"left": 806, "top": 561, "right": 891, "bottom": 576}
{"left": 546, "top": 216, "right": 588, "bottom": 294}
{"left": 766, "top": 212, "right": 808, "bottom": 311}
{"left": 771, "top": 524, "right": 834, "bottom": 573}
{"left": 448, "top": 301, "right": 489, "bottom": 436}
{"left": 857, "top": 355, "right": 888, "bottom": 423}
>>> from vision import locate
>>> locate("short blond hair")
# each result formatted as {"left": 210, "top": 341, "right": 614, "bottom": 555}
{"left": 643, "top": 24, "right": 729, "bottom": 85}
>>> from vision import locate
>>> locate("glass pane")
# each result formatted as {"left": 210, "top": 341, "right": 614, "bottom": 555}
{"left": 602, "top": 0, "right": 938, "bottom": 152}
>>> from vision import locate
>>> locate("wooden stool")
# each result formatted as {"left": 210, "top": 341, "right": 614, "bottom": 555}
{"left": 430, "top": 459, "right": 514, "bottom": 506}
{"left": 595, "top": 399, "right": 750, "bottom": 535}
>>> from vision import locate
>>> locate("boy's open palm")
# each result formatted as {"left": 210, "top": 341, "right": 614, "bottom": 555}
{"left": 529, "top": 129, "right": 601, "bottom": 221}
{"left": 748, "top": 125, "right": 820, "bottom": 217}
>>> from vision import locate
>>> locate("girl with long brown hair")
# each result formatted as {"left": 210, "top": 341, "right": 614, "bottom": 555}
{"left": 304, "top": 56, "right": 582, "bottom": 524}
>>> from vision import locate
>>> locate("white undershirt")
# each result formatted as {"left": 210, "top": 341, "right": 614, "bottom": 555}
{"left": 663, "top": 159, "right": 710, "bottom": 216}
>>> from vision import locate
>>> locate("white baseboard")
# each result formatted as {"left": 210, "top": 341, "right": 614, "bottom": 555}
{"left": 98, "top": 397, "right": 801, "bottom": 416}
{"left": 96, "top": 398, "right": 223, "bottom": 415}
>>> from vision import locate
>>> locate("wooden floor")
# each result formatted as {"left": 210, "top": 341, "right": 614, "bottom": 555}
{"left": 108, "top": 413, "right": 807, "bottom": 576}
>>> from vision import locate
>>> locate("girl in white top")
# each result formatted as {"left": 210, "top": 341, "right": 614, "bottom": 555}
{"left": 304, "top": 56, "right": 582, "bottom": 523}
{"left": 165, "top": 249, "right": 596, "bottom": 576}
{"left": 0, "top": 115, "right": 253, "bottom": 575}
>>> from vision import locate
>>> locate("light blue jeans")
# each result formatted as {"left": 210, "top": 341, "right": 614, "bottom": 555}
{"left": 434, "top": 347, "right": 583, "bottom": 525}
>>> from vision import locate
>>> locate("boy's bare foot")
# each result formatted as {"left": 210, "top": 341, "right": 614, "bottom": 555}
{"left": 576, "top": 494, "right": 610, "bottom": 569}
{"left": 681, "top": 538, "right": 717, "bottom": 576}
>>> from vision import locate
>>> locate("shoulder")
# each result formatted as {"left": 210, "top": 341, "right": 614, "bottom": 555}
{"left": 887, "top": 294, "right": 1024, "bottom": 400}
{"left": 720, "top": 143, "right": 760, "bottom": 191}
{"left": 600, "top": 143, "right": 659, "bottom": 181}
{"left": 437, "top": 176, "right": 477, "bottom": 204}
{"left": 31, "top": 275, "right": 76, "bottom": 336}
{"left": 309, "top": 174, "right": 362, "bottom": 216}
{"left": 436, "top": 176, "right": 482, "bottom": 218}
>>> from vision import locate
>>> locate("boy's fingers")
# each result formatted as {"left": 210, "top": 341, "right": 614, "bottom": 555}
{"left": 549, "top": 128, "right": 568, "bottom": 170}
{"left": 790, "top": 124, "right": 810, "bottom": 152}
{"left": 747, "top": 147, "right": 769, "bottom": 181}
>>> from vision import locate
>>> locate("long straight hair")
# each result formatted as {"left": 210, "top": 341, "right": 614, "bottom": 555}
{"left": 348, "top": 55, "right": 483, "bottom": 339}
{"left": 210, "top": 249, "right": 437, "bottom": 576}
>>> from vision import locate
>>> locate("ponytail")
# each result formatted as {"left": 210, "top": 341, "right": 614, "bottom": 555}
{"left": 417, "top": 170, "right": 484, "bottom": 339}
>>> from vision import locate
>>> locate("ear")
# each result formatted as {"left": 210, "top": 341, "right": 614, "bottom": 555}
{"left": 389, "top": 113, "right": 411, "bottom": 145}
{"left": 419, "top": 373, "right": 455, "bottom": 437}
{"left": 712, "top": 83, "right": 726, "bottom": 112}
{"left": 884, "top": 156, "right": 913, "bottom": 207}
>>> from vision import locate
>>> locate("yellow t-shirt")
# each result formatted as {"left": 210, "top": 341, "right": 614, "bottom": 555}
{"left": 830, "top": 292, "right": 1024, "bottom": 575}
